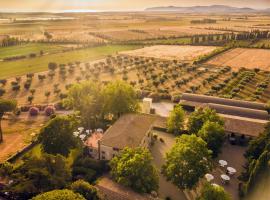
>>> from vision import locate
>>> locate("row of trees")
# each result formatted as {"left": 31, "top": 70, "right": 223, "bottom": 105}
{"left": 0, "top": 37, "right": 20, "bottom": 47}
{"left": 191, "top": 30, "right": 270, "bottom": 45}
{"left": 238, "top": 123, "right": 270, "bottom": 196}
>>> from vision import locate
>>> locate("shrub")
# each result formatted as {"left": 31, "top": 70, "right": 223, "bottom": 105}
{"left": 0, "top": 88, "right": 5, "bottom": 96}
{"left": 30, "top": 89, "right": 36, "bottom": 95}
{"left": 28, "top": 95, "right": 34, "bottom": 104}
{"left": 0, "top": 79, "right": 7, "bottom": 86}
{"left": 29, "top": 107, "right": 39, "bottom": 116}
{"left": 44, "top": 106, "right": 56, "bottom": 116}
{"left": 24, "top": 81, "right": 31, "bottom": 90}
{"left": 12, "top": 85, "right": 20, "bottom": 91}
{"left": 70, "top": 180, "right": 99, "bottom": 200}
{"left": 38, "top": 74, "right": 46, "bottom": 81}
{"left": 48, "top": 62, "right": 58, "bottom": 71}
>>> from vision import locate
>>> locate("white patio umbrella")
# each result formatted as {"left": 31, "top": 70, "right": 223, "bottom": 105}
{"left": 79, "top": 134, "right": 86, "bottom": 140}
{"left": 73, "top": 131, "right": 80, "bottom": 137}
{"left": 97, "top": 128, "right": 103, "bottom": 133}
{"left": 211, "top": 183, "right": 220, "bottom": 187}
{"left": 221, "top": 174, "right": 230, "bottom": 181}
{"left": 78, "top": 127, "right": 84, "bottom": 133}
{"left": 227, "top": 167, "right": 237, "bottom": 175}
{"left": 205, "top": 173, "right": 214, "bottom": 182}
{"left": 219, "top": 160, "right": 228, "bottom": 167}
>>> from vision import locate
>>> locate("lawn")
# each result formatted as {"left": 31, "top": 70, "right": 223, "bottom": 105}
{"left": 0, "top": 43, "right": 66, "bottom": 60}
{"left": 0, "top": 44, "right": 141, "bottom": 79}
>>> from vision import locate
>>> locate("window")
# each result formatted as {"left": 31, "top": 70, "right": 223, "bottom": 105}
{"left": 102, "top": 156, "right": 105, "bottom": 159}
{"left": 102, "top": 151, "right": 105, "bottom": 154}
{"left": 89, "top": 149, "right": 93, "bottom": 152}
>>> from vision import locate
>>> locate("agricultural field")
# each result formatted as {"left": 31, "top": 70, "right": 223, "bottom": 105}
{"left": 1, "top": 12, "right": 270, "bottom": 44}
{"left": 0, "top": 114, "right": 48, "bottom": 162}
{"left": 0, "top": 43, "right": 69, "bottom": 60}
{"left": 0, "top": 44, "right": 141, "bottom": 79}
{"left": 121, "top": 45, "right": 217, "bottom": 61}
{"left": 206, "top": 48, "right": 270, "bottom": 71}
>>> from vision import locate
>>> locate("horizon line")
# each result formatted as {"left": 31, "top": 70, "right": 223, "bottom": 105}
{"left": 0, "top": 4, "right": 269, "bottom": 13}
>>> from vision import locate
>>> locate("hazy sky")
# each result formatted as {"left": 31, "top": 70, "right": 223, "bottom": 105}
{"left": 0, "top": 0, "right": 269, "bottom": 12}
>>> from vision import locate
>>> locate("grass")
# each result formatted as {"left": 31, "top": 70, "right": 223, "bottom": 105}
{"left": 13, "top": 144, "right": 81, "bottom": 168}
{"left": 0, "top": 43, "right": 66, "bottom": 60}
{"left": 0, "top": 44, "right": 141, "bottom": 79}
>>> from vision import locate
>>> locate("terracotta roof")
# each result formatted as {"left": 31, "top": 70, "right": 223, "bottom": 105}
{"left": 96, "top": 176, "right": 153, "bottom": 200}
{"left": 207, "top": 103, "right": 269, "bottom": 120}
{"left": 100, "top": 113, "right": 166, "bottom": 149}
{"left": 181, "top": 93, "right": 266, "bottom": 110}
{"left": 221, "top": 114, "right": 267, "bottom": 137}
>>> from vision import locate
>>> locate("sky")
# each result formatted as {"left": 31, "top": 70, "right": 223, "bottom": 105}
{"left": 0, "top": 0, "right": 269, "bottom": 12}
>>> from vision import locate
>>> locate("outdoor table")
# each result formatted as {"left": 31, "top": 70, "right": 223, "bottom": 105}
{"left": 205, "top": 173, "right": 214, "bottom": 182}
{"left": 227, "top": 167, "right": 237, "bottom": 175}
{"left": 221, "top": 174, "right": 230, "bottom": 184}
{"left": 219, "top": 160, "right": 228, "bottom": 167}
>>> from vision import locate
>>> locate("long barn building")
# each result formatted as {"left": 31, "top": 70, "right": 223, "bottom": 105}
{"left": 180, "top": 93, "right": 269, "bottom": 137}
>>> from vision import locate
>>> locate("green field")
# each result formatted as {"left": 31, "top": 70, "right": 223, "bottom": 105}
{"left": 0, "top": 43, "right": 67, "bottom": 60}
{"left": 0, "top": 44, "right": 141, "bottom": 79}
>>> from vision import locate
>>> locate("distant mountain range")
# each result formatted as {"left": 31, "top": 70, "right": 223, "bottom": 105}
{"left": 145, "top": 5, "right": 270, "bottom": 13}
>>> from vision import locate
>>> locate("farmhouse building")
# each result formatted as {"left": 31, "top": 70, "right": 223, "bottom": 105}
{"left": 98, "top": 113, "right": 166, "bottom": 160}
{"left": 180, "top": 93, "right": 269, "bottom": 137}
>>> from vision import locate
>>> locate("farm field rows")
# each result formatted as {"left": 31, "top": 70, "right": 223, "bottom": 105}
{"left": 0, "top": 53, "right": 261, "bottom": 106}
{"left": 0, "top": 44, "right": 141, "bottom": 79}
{"left": 206, "top": 48, "right": 270, "bottom": 71}
{"left": 121, "top": 45, "right": 217, "bottom": 61}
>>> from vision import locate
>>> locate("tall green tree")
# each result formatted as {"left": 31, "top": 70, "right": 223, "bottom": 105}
{"left": 103, "top": 81, "right": 139, "bottom": 119}
{"left": 162, "top": 134, "right": 212, "bottom": 189}
{"left": 7, "top": 154, "right": 71, "bottom": 199}
{"left": 188, "top": 107, "right": 224, "bottom": 134}
{"left": 167, "top": 105, "right": 185, "bottom": 134}
{"left": 31, "top": 189, "right": 85, "bottom": 200}
{"left": 198, "top": 183, "right": 231, "bottom": 200}
{"left": 64, "top": 81, "right": 103, "bottom": 129}
{"left": 110, "top": 147, "right": 159, "bottom": 193}
{"left": 39, "top": 116, "right": 79, "bottom": 156}
{"left": 0, "top": 99, "right": 17, "bottom": 143}
{"left": 198, "top": 121, "right": 225, "bottom": 157}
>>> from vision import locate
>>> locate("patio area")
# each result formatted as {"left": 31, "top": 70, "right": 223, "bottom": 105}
{"left": 207, "top": 140, "right": 247, "bottom": 200}
{"left": 150, "top": 130, "right": 187, "bottom": 200}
